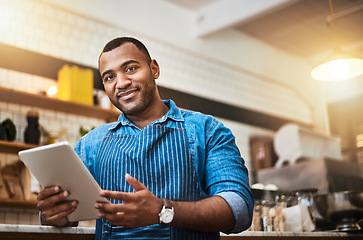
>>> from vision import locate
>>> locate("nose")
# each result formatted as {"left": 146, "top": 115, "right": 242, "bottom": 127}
{"left": 115, "top": 74, "right": 132, "bottom": 89}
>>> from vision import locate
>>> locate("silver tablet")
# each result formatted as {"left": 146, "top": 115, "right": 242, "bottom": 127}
{"left": 18, "top": 141, "right": 108, "bottom": 222}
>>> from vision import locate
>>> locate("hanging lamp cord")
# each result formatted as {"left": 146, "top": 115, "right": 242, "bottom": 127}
{"left": 328, "top": 0, "right": 340, "bottom": 48}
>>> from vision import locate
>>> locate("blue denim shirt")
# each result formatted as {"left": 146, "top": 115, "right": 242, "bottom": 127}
{"left": 74, "top": 99, "right": 254, "bottom": 233}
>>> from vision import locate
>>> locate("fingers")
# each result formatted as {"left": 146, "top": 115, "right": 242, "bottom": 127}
{"left": 95, "top": 202, "right": 145, "bottom": 228}
{"left": 94, "top": 201, "right": 128, "bottom": 226}
{"left": 99, "top": 174, "right": 146, "bottom": 201}
{"left": 38, "top": 188, "right": 73, "bottom": 210}
{"left": 40, "top": 202, "right": 77, "bottom": 226}
{"left": 37, "top": 186, "right": 78, "bottom": 227}
{"left": 37, "top": 186, "right": 61, "bottom": 201}
{"left": 40, "top": 198, "right": 78, "bottom": 217}
{"left": 97, "top": 211, "right": 131, "bottom": 227}
{"left": 95, "top": 201, "right": 118, "bottom": 212}
{"left": 125, "top": 174, "right": 147, "bottom": 192}
{"left": 95, "top": 174, "right": 161, "bottom": 228}
{"left": 99, "top": 190, "right": 139, "bottom": 205}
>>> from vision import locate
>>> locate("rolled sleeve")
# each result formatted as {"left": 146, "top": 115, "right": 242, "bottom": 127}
{"left": 217, "top": 191, "right": 250, "bottom": 233}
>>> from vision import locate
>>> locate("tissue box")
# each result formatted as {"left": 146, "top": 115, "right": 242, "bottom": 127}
{"left": 58, "top": 65, "right": 94, "bottom": 105}
{"left": 283, "top": 204, "right": 315, "bottom": 232}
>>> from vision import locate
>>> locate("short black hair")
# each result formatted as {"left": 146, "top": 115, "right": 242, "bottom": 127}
{"left": 100, "top": 37, "right": 152, "bottom": 64}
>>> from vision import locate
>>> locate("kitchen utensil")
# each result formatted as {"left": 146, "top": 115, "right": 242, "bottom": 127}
{"left": 24, "top": 111, "right": 40, "bottom": 144}
{"left": 313, "top": 190, "right": 363, "bottom": 231}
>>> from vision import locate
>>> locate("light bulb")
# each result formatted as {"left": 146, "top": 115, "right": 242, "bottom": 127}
{"left": 46, "top": 86, "right": 58, "bottom": 96}
{"left": 328, "top": 59, "right": 349, "bottom": 79}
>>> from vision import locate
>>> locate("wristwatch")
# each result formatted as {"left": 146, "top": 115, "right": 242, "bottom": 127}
{"left": 159, "top": 198, "right": 174, "bottom": 224}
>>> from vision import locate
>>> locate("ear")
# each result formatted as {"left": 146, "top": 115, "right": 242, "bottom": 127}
{"left": 150, "top": 59, "right": 160, "bottom": 79}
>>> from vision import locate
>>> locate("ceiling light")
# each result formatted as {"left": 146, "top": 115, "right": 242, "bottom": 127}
{"left": 311, "top": 48, "right": 363, "bottom": 81}
{"left": 311, "top": 0, "right": 363, "bottom": 81}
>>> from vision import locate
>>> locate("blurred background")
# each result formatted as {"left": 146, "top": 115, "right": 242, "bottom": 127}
{"left": 0, "top": 0, "right": 362, "bottom": 230}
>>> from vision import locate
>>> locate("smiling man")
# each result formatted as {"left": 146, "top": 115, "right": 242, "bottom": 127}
{"left": 37, "top": 37, "right": 254, "bottom": 240}
{"left": 100, "top": 40, "right": 168, "bottom": 129}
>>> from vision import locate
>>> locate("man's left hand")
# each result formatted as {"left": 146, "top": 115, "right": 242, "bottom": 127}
{"left": 95, "top": 174, "right": 163, "bottom": 228}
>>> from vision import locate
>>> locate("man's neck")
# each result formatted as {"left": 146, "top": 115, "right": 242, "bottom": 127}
{"left": 126, "top": 100, "right": 169, "bottom": 129}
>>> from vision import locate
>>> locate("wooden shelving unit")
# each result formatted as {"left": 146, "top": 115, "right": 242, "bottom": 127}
{"left": 0, "top": 86, "right": 119, "bottom": 122}
{"left": 0, "top": 140, "right": 39, "bottom": 209}
{"left": 0, "top": 86, "right": 120, "bottom": 209}
{"left": 0, "top": 198, "right": 37, "bottom": 208}
{"left": 0, "top": 140, "right": 39, "bottom": 154}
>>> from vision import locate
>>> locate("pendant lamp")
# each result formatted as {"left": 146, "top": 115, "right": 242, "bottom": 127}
{"left": 311, "top": 0, "right": 363, "bottom": 81}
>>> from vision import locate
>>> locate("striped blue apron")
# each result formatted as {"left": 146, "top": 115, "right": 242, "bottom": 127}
{"left": 94, "top": 121, "right": 220, "bottom": 239}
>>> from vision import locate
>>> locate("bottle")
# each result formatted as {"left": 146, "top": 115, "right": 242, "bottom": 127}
{"left": 24, "top": 111, "right": 40, "bottom": 145}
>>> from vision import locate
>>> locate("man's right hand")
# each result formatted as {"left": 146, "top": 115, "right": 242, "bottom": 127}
{"left": 37, "top": 186, "right": 78, "bottom": 227}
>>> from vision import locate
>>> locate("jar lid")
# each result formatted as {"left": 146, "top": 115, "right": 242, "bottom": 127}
{"left": 27, "top": 110, "right": 39, "bottom": 117}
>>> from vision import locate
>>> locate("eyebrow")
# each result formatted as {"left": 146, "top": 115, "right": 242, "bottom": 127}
{"left": 101, "top": 60, "right": 140, "bottom": 79}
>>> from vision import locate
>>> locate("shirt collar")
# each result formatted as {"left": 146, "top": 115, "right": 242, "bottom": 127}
{"left": 108, "top": 99, "right": 184, "bottom": 131}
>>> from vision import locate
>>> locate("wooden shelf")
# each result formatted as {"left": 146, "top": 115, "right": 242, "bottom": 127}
{"left": 0, "top": 141, "right": 39, "bottom": 209}
{"left": 1, "top": 43, "right": 311, "bottom": 131}
{"left": 0, "top": 140, "right": 39, "bottom": 154}
{"left": 0, "top": 198, "right": 37, "bottom": 208}
{"left": 0, "top": 86, "right": 119, "bottom": 122}
{"left": 0, "top": 86, "right": 119, "bottom": 210}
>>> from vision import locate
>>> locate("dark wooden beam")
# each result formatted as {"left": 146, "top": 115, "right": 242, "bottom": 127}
{"left": 0, "top": 43, "right": 310, "bottom": 130}
{"left": 158, "top": 86, "right": 309, "bottom": 130}
{"left": 0, "top": 43, "right": 103, "bottom": 90}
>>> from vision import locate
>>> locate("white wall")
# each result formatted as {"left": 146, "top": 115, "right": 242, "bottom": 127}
{"left": 41, "top": 0, "right": 328, "bottom": 131}
{"left": 0, "top": 0, "right": 332, "bottom": 172}
{"left": 0, "top": 0, "right": 333, "bottom": 171}
{"left": 0, "top": 0, "right": 332, "bottom": 225}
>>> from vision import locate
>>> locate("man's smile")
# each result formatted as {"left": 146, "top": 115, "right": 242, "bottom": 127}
{"left": 117, "top": 88, "right": 139, "bottom": 100}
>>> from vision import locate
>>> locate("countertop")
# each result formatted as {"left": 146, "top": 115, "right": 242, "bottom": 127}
{"left": 221, "top": 231, "right": 363, "bottom": 239}
{"left": 0, "top": 224, "right": 94, "bottom": 234}
{"left": 0, "top": 224, "right": 94, "bottom": 240}
{"left": 1, "top": 224, "right": 362, "bottom": 240}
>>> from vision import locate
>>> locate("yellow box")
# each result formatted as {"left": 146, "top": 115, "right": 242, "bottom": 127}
{"left": 58, "top": 65, "right": 94, "bottom": 105}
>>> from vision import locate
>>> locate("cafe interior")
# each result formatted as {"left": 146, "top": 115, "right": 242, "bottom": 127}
{"left": 0, "top": 0, "right": 362, "bottom": 239}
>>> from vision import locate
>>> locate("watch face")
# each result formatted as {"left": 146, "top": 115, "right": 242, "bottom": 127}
{"left": 161, "top": 209, "right": 174, "bottom": 223}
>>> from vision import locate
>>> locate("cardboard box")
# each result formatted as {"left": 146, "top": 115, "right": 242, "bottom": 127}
{"left": 58, "top": 65, "right": 94, "bottom": 106}
{"left": 0, "top": 161, "right": 37, "bottom": 201}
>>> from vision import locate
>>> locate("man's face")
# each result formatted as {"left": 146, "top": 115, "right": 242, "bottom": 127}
{"left": 99, "top": 43, "right": 159, "bottom": 116}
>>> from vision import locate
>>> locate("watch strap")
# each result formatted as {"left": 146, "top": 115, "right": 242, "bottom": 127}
{"left": 162, "top": 198, "right": 172, "bottom": 209}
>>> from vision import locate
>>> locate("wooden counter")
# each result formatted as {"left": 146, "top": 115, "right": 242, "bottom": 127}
{"left": 1, "top": 224, "right": 362, "bottom": 239}
{"left": 0, "top": 224, "right": 94, "bottom": 240}
{"left": 221, "top": 231, "right": 363, "bottom": 239}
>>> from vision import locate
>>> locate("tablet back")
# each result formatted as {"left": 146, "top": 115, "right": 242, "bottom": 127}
{"left": 18, "top": 141, "right": 107, "bottom": 222}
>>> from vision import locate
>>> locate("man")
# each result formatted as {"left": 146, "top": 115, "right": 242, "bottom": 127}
{"left": 37, "top": 37, "right": 254, "bottom": 239}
